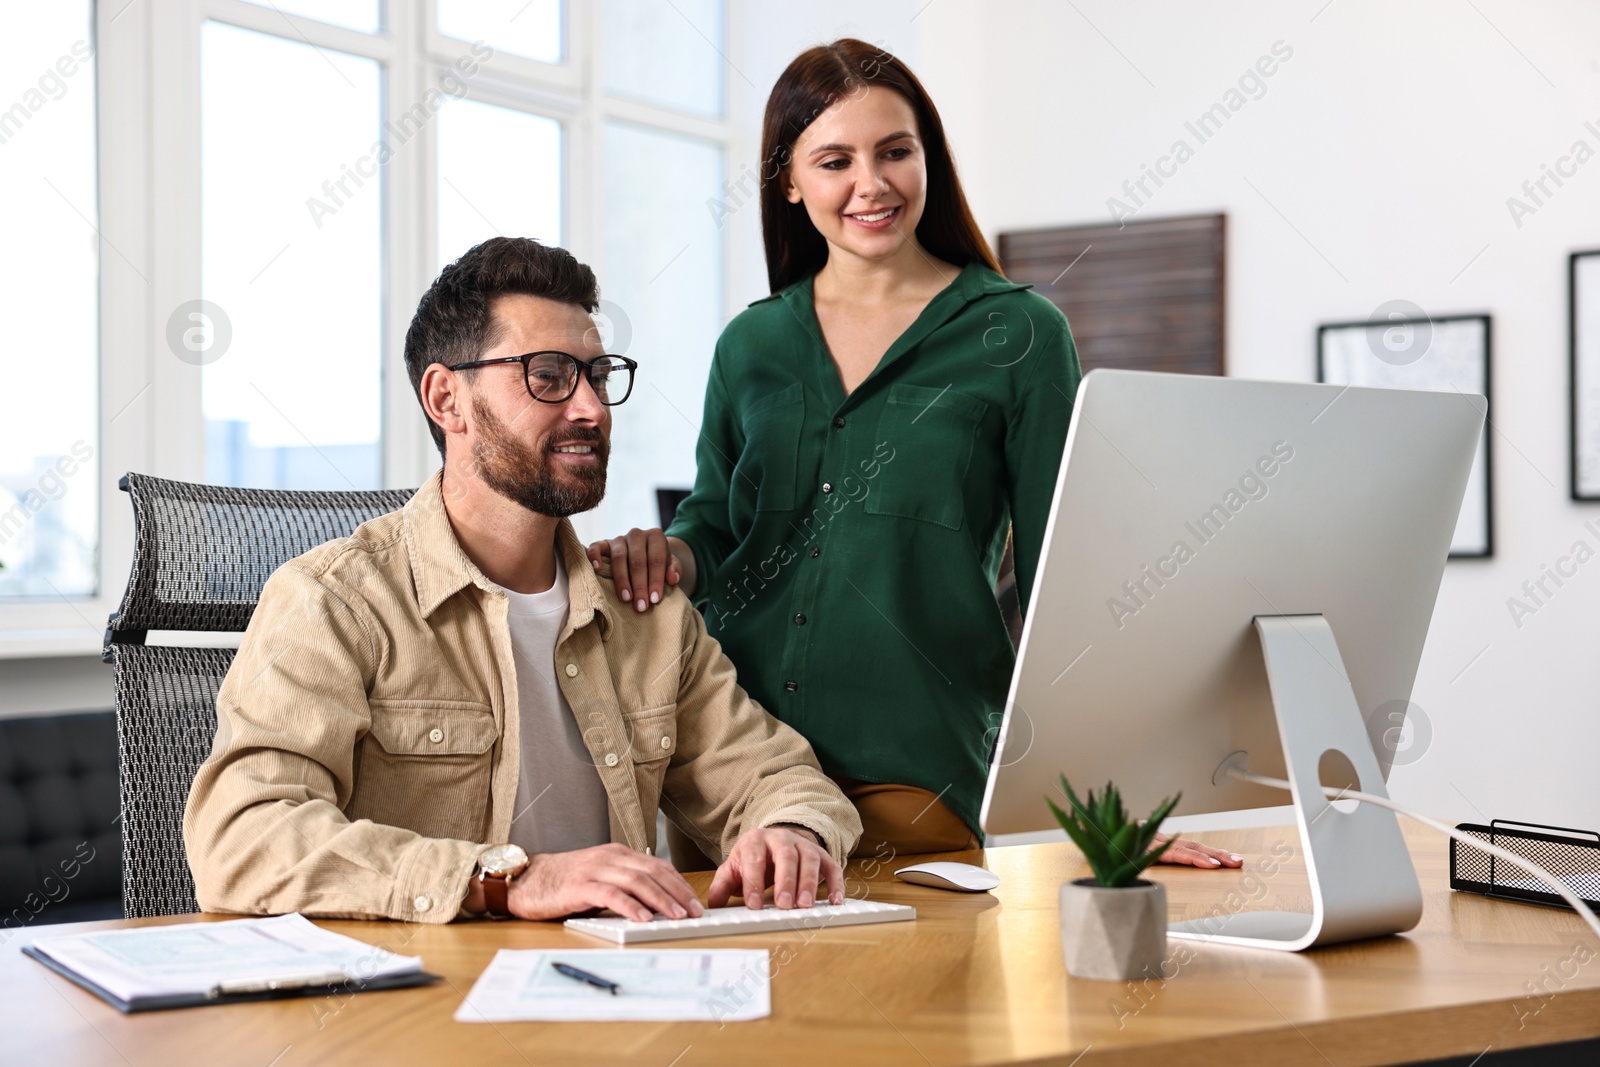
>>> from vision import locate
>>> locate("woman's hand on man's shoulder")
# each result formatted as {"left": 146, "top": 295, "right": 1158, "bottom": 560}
{"left": 586, "top": 528, "right": 687, "bottom": 612}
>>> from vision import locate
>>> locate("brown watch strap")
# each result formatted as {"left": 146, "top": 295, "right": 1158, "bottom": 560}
{"left": 481, "top": 870, "right": 512, "bottom": 918}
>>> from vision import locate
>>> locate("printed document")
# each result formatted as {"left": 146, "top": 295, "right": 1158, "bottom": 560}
{"left": 29, "top": 913, "right": 420, "bottom": 1006}
{"left": 455, "top": 949, "right": 770, "bottom": 1022}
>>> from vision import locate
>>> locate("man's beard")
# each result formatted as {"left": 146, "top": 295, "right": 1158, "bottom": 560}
{"left": 470, "top": 397, "right": 608, "bottom": 518}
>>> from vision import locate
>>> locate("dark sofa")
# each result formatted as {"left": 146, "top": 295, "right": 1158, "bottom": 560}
{"left": 0, "top": 710, "right": 122, "bottom": 932}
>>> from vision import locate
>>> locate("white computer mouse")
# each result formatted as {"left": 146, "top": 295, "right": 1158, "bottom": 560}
{"left": 893, "top": 861, "right": 1000, "bottom": 893}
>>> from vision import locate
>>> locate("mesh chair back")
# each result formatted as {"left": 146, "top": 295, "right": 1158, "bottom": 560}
{"left": 111, "top": 646, "right": 235, "bottom": 917}
{"left": 107, "top": 472, "right": 415, "bottom": 638}
{"left": 105, "top": 473, "right": 414, "bottom": 917}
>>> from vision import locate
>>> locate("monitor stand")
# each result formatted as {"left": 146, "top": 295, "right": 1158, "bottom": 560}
{"left": 1167, "top": 614, "right": 1424, "bottom": 951}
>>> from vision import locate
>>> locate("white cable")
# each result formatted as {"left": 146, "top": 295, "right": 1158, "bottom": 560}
{"left": 1226, "top": 766, "right": 1600, "bottom": 944}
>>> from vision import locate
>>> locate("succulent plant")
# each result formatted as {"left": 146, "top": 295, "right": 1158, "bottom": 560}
{"left": 1047, "top": 776, "right": 1181, "bottom": 888}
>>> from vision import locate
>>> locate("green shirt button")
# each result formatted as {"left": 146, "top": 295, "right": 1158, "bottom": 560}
{"left": 794, "top": 613, "right": 807, "bottom": 626}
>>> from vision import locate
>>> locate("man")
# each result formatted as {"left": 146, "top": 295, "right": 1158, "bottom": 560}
{"left": 184, "top": 237, "right": 862, "bottom": 924}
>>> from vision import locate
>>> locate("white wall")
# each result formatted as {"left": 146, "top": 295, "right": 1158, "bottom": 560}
{"left": 911, "top": 0, "right": 1600, "bottom": 829}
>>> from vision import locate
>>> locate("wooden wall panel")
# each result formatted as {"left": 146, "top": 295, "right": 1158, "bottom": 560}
{"left": 998, "top": 213, "right": 1226, "bottom": 376}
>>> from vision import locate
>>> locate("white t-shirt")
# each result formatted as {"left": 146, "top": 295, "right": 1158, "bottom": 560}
{"left": 501, "top": 556, "right": 612, "bottom": 857}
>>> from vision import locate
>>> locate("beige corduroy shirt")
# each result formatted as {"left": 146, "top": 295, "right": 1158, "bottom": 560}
{"left": 183, "top": 473, "right": 862, "bottom": 923}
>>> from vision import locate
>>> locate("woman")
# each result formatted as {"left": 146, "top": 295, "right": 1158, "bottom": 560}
{"left": 591, "top": 40, "right": 1238, "bottom": 872}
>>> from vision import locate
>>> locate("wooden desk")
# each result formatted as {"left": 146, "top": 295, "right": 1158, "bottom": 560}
{"left": 4, "top": 824, "right": 1598, "bottom": 1066}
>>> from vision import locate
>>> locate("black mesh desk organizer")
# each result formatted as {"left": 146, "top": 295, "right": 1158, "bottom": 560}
{"left": 1450, "top": 820, "right": 1600, "bottom": 911}
{"left": 103, "top": 473, "right": 413, "bottom": 918}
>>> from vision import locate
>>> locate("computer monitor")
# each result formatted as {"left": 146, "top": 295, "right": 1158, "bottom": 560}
{"left": 980, "top": 369, "right": 1485, "bottom": 950}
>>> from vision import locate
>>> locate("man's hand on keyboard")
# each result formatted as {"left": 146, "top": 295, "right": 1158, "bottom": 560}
{"left": 707, "top": 826, "right": 845, "bottom": 911}
{"left": 509, "top": 842, "right": 706, "bottom": 923}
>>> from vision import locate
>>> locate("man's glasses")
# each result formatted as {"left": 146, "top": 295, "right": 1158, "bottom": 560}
{"left": 446, "top": 352, "right": 638, "bottom": 406}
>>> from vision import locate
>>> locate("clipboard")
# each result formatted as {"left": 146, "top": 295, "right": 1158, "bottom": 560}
{"left": 24, "top": 944, "right": 441, "bottom": 1014}
{"left": 22, "top": 913, "right": 440, "bottom": 1014}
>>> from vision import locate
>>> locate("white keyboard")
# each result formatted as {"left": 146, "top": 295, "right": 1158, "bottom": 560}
{"left": 564, "top": 899, "right": 916, "bottom": 944}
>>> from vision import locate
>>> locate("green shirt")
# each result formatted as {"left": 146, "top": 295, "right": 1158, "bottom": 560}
{"left": 667, "top": 261, "right": 1082, "bottom": 835}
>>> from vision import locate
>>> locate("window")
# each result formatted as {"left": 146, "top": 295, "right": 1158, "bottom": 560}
{"left": 436, "top": 97, "right": 564, "bottom": 269}
{"left": 604, "top": 0, "right": 725, "bottom": 118}
{"left": 253, "top": 0, "right": 382, "bottom": 35}
{"left": 0, "top": 3, "right": 98, "bottom": 600}
{"left": 201, "top": 21, "right": 383, "bottom": 491}
{"left": 437, "top": 0, "right": 563, "bottom": 64}
{"left": 2, "top": 0, "right": 734, "bottom": 651}
{"left": 187, "top": 0, "right": 730, "bottom": 515}
{"left": 588, "top": 120, "right": 724, "bottom": 542}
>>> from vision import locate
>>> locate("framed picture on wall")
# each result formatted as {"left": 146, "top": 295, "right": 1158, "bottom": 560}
{"left": 1571, "top": 251, "right": 1600, "bottom": 500}
{"left": 1318, "top": 313, "right": 1492, "bottom": 558}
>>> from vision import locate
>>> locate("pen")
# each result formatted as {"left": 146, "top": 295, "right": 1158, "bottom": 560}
{"left": 552, "top": 961, "right": 621, "bottom": 995}
{"left": 207, "top": 970, "right": 350, "bottom": 998}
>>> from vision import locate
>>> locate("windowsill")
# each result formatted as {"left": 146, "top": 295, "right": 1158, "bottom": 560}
{"left": 0, "top": 629, "right": 106, "bottom": 659}
{"left": 0, "top": 628, "right": 247, "bottom": 659}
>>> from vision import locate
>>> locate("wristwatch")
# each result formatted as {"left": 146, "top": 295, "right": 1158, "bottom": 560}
{"left": 475, "top": 844, "right": 530, "bottom": 918}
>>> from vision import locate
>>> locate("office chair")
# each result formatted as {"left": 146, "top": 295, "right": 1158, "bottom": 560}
{"left": 102, "top": 473, "right": 414, "bottom": 918}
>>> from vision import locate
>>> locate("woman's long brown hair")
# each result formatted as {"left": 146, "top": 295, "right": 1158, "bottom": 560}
{"left": 758, "top": 39, "right": 1000, "bottom": 294}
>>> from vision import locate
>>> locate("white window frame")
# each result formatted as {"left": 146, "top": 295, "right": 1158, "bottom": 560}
{"left": 0, "top": 0, "right": 734, "bottom": 657}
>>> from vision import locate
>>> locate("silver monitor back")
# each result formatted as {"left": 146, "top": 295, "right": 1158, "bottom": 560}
{"left": 981, "top": 369, "right": 1484, "bottom": 835}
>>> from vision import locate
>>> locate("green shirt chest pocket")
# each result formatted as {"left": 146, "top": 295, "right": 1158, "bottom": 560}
{"left": 865, "top": 384, "right": 990, "bottom": 531}
{"left": 733, "top": 382, "right": 805, "bottom": 513}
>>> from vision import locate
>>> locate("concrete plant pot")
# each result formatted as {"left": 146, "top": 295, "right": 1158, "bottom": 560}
{"left": 1059, "top": 878, "right": 1168, "bottom": 981}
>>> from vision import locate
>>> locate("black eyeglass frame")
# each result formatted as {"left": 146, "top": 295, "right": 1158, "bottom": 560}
{"left": 445, "top": 351, "right": 638, "bottom": 405}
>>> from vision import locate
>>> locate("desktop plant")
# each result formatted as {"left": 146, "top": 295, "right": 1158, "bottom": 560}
{"left": 1048, "top": 777, "right": 1180, "bottom": 981}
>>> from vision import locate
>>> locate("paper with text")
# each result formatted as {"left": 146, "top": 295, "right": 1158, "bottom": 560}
{"left": 28, "top": 913, "right": 419, "bottom": 1005}
{"left": 455, "top": 948, "right": 771, "bottom": 1022}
